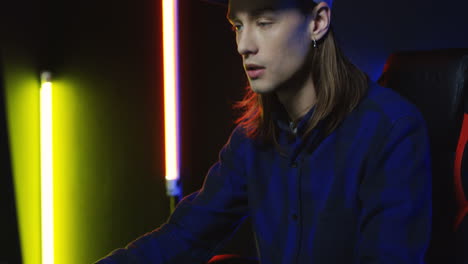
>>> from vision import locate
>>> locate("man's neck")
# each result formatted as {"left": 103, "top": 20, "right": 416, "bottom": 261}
{"left": 276, "top": 77, "right": 317, "bottom": 122}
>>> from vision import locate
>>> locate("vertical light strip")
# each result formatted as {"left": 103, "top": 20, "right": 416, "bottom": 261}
{"left": 163, "top": 0, "right": 181, "bottom": 197}
{"left": 40, "top": 71, "right": 54, "bottom": 264}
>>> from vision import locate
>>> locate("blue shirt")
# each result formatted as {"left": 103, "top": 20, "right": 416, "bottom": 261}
{"left": 97, "top": 82, "right": 432, "bottom": 264}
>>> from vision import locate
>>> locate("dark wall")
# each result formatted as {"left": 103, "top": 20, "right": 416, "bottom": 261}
{"left": 1, "top": 1, "right": 44, "bottom": 262}
{"left": 333, "top": 0, "right": 468, "bottom": 80}
{"left": 0, "top": 58, "right": 22, "bottom": 264}
{"left": 1, "top": 0, "right": 468, "bottom": 262}
{"left": 2, "top": 0, "right": 168, "bottom": 263}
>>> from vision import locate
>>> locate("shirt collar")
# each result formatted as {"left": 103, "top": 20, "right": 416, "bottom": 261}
{"left": 274, "top": 105, "right": 316, "bottom": 137}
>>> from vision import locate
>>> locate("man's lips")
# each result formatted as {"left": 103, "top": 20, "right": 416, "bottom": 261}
{"left": 247, "top": 69, "right": 265, "bottom": 79}
{"left": 245, "top": 64, "right": 265, "bottom": 79}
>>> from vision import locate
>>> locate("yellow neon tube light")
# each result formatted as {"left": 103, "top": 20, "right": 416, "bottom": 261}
{"left": 40, "top": 71, "right": 54, "bottom": 264}
{"left": 163, "top": 0, "right": 181, "bottom": 197}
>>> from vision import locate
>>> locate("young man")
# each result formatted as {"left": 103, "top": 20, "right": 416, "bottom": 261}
{"left": 97, "top": 0, "right": 432, "bottom": 263}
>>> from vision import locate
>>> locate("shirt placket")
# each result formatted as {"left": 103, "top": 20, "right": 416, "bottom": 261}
{"left": 287, "top": 136, "right": 303, "bottom": 264}
{"left": 288, "top": 127, "right": 321, "bottom": 264}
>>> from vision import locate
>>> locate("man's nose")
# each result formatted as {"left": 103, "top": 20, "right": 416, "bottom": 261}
{"left": 236, "top": 29, "right": 258, "bottom": 57}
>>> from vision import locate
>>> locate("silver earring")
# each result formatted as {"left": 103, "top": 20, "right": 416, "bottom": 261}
{"left": 313, "top": 38, "right": 318, "bottom": 48}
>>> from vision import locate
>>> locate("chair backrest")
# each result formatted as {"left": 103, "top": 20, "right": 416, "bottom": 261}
{"left": 378, "top": 49, "right": 468, "bottom": 264}
{"left": 208, "top": 254, "right": 259, "bottom": 264}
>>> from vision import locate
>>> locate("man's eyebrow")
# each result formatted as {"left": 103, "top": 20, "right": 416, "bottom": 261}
{"left": 226, "top": 8, "right": 276, "bottom": 23}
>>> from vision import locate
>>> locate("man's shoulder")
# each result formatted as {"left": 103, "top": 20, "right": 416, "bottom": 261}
{"left": 356, "top": 81, "right": 425, "bottom": 125}
{"left": 224, "top": 125, "right": 252, "bottom": 150}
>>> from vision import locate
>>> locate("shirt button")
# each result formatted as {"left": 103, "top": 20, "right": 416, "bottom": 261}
{"left": 291, "top": 162, "right": 298, "bottom": 168}
{"left": 291, "top": 213, "right": 298, "bottom": 221}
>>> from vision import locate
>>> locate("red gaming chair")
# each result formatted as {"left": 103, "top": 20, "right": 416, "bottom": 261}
{"left": 207, "top": 254, "right": 259, "bottom": 264}
{"left": 378, "top": 49, "right": 468, "bottom": 264}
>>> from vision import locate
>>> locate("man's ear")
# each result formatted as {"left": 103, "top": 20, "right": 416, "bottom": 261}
{"left": 308, "top": 2, "right": 331, "bottom": 42}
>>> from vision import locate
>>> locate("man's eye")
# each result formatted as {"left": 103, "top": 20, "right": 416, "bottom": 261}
{"left": 257, "top": 21, "right": 273, "bottom": 27}
{"left": 231, "top": 24, "right": 243, "bottom": 32}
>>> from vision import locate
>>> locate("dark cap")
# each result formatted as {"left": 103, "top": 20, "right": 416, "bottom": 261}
{"left": 203, "top": 0, "right": 333, "bottom": 8}
{"left": 203, "top": 0, "right": 228, "bottom": 5}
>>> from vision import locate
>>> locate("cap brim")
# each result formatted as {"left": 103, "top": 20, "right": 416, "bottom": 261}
{"left": 202, "top": 0, "right": 333, "bottom": 8}
{"left": 202, "top": 0, "right": 228, "bottom": 5}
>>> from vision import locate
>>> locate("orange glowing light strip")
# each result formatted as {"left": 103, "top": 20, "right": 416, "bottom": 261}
{"left": 40, "top": 71, "right": 54, "bottom": 264}
{"left": 163, "top": 0, "right": 181, "bottom": 196}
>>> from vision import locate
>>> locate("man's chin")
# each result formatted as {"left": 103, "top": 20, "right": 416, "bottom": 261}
{"left": 249, "top": 83, "right": 276, "bottom": 95}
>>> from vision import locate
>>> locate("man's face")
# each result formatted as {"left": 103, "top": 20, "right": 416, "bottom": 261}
{"left": 227, "top": 0, "right": 313, "bottom": 94}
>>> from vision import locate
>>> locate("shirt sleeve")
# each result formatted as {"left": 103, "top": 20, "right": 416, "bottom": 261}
{"left": 357, "top": 114, "right": 432, "bottom": 264}
{"left": 95, "top": 127, "right": 249, "bottom": 264}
